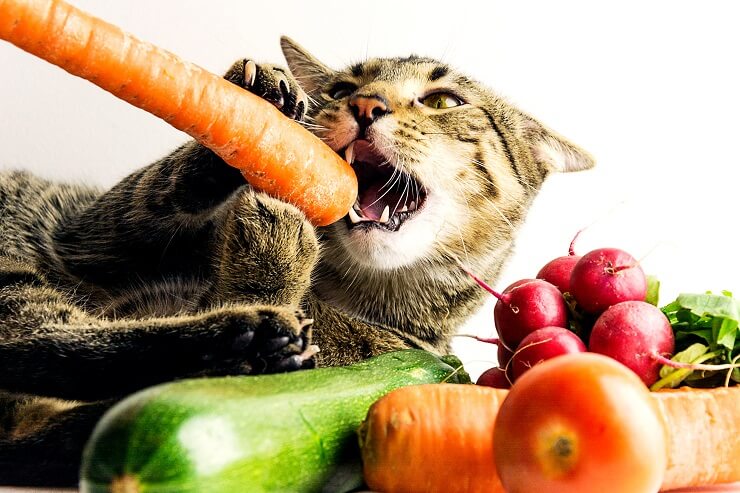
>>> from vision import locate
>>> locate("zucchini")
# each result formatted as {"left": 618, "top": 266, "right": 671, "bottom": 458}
{"left": 80, "top": 349, "right": 469, "bottom": 493}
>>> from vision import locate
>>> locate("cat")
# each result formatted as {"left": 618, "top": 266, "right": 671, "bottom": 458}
{"left": 0, "top": 36, "right": 594, "bottom": 485}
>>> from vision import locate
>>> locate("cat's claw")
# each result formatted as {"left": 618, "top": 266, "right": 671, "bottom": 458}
{"left": 241, "top": 307, "right": 315, "bottom": 373}
{"left": 244, "top": 59, "right": 257, "bottom": 87}
{"left": 192, "top": 306, "right": 316, "bottom": 376}
{"left": 271, "top": 345, "right": 320, "bottom": 372}
{"left": 231, "top": 59, "right": 308, "bottom": 121}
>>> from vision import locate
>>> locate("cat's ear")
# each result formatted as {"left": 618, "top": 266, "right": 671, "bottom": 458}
{"left": 523, "top": 116, "right": 595, "bottom": 173}
{"left": 280, "top": 36, "right": 334, "bottom": 98}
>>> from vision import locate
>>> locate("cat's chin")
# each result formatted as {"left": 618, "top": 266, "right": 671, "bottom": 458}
{"left": 330, "top": 192, "right": 451, "bottom": 270}
{"left": 346, "top": 235, "right": 428, "bottom": 270}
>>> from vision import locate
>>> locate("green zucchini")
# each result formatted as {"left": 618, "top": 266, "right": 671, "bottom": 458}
{"left": 80, "top": 349, "right": 469, "bottom": 493}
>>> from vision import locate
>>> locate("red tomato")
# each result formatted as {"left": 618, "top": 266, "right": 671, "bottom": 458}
{"left": 493, "top": 353, "right": 668, "bottom": 493}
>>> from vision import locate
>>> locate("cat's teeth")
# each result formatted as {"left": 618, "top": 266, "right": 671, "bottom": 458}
{"left": 344, "top": 142, "right": 355, "bottom": 165}
{"left": 399, "top": 205, "right": 408, "bottom": 213}
{"left": 409, "top": 201, "right": 416, "bottom": 211}
{"left": 379, "top": 205, "right": 390, "bottom": 223}
{"left": 348, "top": 206, "right": 362, "bottom": 224}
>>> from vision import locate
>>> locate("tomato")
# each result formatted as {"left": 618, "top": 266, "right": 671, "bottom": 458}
{"left": 493, "top": 353, "right": 668, "bottom": 493}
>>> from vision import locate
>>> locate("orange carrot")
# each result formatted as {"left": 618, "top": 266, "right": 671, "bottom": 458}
{"left": 0, "top": 0, "right": 357, "bottom": 226}
{"left": 656, "top": 386, "right": 740, "bottom": 491}
{"left": 359, "top": 379, "right": 740, "bottom": 492}
{"left": 359, "top": 383, "right": 508, "bottom": 493}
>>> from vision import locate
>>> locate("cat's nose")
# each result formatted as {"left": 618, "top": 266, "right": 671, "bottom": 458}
{"left": 349, "top": 94, "right": 390, "bottom": 131}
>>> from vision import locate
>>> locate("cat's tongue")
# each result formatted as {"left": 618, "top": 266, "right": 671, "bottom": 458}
{"left": 359, "top": 183, "right": 402, "bottom": 220}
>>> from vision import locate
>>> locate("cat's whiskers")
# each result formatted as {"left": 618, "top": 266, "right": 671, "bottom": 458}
{"left": 298, "top": 121, "right": 328, "bottom": 132}
{"left": 389, "top": 156, "right": 414, "bottom": 215}
{"left": 395, "top": 172, "right": 413, "bottom": 215}
{"left": 357, "top": 141, "right": 411, "bottom": 215}
{"left": 447, "top": 178, "right": 517, "bottom": 234}
{"left": 304, "top": 93, "right": 321, "bottom": 108}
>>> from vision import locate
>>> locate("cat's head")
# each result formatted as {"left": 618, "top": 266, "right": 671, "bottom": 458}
{"left": 281, "top": 36, "right": 594, "bottom": 273}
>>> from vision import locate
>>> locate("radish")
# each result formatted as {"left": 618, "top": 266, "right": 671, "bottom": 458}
{"left": 493, "top": 279, "right": 569, "bottom": 348}
{"left": 455, "top": 333, "right": 514, "bottom": 366}
{"left": 536, "top": 255, "right": 580, "bottom": 294}
{"left": 456, "top": 334, "right": 515, "bottom": 383}
{"left": 590, "top": 300, "right": 740, "bottom": 387}
{"left": 453, "top": 333, "right": 515, "bottom": 384}
{"left": 476, "top": 366, "right": 511, "bottom": 389}
{"left": 536, "top": 230, "right": 582, "bottom": 294}
{"left": 588, "top": 301, "right": 674, "bottom": 386}
{"left": 510, "top": 326, "right": 587, "bottom": 381}
{"left": 457, "top": 264, "right": 569, "bottom": 348}
{"left": 570, "top": 247, "right": 647, "bottom": 314}
{"left": 498, "top": 342, "right": 514, "bottom": 368}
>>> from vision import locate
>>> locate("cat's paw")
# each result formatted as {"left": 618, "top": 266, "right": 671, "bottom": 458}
{"left": 193, "top": 305, "right": 317, "bottom": 375}
{"left": 224, "top": 59, "right": 307, "bottom": 120}
{"left": 212, "top": 190, "right": 319, "bottom": 306}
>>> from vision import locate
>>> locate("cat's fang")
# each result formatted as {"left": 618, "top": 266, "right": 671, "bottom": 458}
{"left": 348, "top": 206, "right": 362, "bottom": 224}
{"left": 379, "top": 205, "right": 390, "bottom": 223}
{"left": 344, "top": 141, "right": 355, "bottom": 165}
{"left": 409, "top": 201, "right": 416, "bottom": 211}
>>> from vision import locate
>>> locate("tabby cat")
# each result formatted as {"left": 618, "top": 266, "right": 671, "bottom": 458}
{"left": 0, "top": 36, "right": 593, "bottom": 485}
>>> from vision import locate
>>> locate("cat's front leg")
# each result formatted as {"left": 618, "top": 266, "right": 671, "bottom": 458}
{"left": 0, "top": 272, "right": 315, "bottom": 401}
{"left": 204, "top": 188, "right": 319, "bottom": 308}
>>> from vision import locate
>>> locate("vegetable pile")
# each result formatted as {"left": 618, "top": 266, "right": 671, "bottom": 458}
{"left": 464, "top": 236, "right": 740, "bottom": 390}
{"left": 358, "top": 236, "right": 740, "bottom": 493}
{"left": 360, "top": 353, "right": 740, "bottom": 493}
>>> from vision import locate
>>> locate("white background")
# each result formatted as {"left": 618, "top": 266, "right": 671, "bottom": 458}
{"left": 1, "top": 1, "right": 739, "bottom": 380}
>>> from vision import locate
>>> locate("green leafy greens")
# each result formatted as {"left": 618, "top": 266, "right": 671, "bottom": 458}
{"left": 654, "top": 291, "right": 740, "bottom": 390}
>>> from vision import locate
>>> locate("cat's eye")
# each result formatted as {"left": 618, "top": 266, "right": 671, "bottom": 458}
{"left": 420, "top": 92, "right": 464, "bottom": 109}
{"left": 328, "top": 82, "right": 357, "bottom": 100}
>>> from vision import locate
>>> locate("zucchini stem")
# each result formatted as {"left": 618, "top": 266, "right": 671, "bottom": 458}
{"left": 110, "top": 474, "right": 141, "bottom": 493}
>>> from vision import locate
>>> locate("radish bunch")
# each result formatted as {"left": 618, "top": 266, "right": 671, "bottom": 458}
{"left": 465, "top": 242, "right": 680, "bottom": 388}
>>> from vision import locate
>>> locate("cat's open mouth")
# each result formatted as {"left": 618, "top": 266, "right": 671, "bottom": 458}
{"left": 341, "top": 140, "right": 427, "bottom": 232}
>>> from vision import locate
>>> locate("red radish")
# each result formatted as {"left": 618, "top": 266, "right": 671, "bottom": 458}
{"left": 457, "top": 263, "right": 569, "bottom": 349}
{"left": 588, "top": 301, "right": 674, "bottom": 386}
{"left": 536, "top": 229, "right": 583, "bottom": 294}
{"left": 570, "top": 247, "right": 647, "bottom": 314}
{"left": 499, "top": 344, "right": 516, "bottom": 383}
{"left": 536, "top": 255, "right": 581, "bottom": 294}
{"left": 510, "top": 326, "right": 587, "bottom": 381}
{"left": 453, "top": 333, "right": 515, "bottom": 384}
{"left": 452, "top": 333, "right": 513, "bottom": 367}
{"left": 476, "top": 367, "right": 511, "bottom": 389}
{"left": 498, "top": 343, "right": 514, "bottom": 368}
{"left": 493, "top": 279, "right": 569, "bottom": 348}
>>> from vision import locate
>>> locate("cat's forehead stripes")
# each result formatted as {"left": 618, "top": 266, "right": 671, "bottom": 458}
{"left": 429, "top": 65, "right": 449, "bottom": 81}
{"left": 350, "top": 63, "right": 364, "bottom": 77}
{"left": 343, "top": 58, "right": 454, "bottom": 84}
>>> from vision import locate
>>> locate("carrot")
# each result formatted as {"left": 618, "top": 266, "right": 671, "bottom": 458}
{"left": 359, "top": 379, "right": 740, "bottom": 492}
{"left": 359, "top": 383, "right": 508, "bottom": 493}
{"left": 0, "top": 0, "right": 357, "bottom": 226}
{"left": 656, "top": 386, "right": 740, "bottom": 491}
